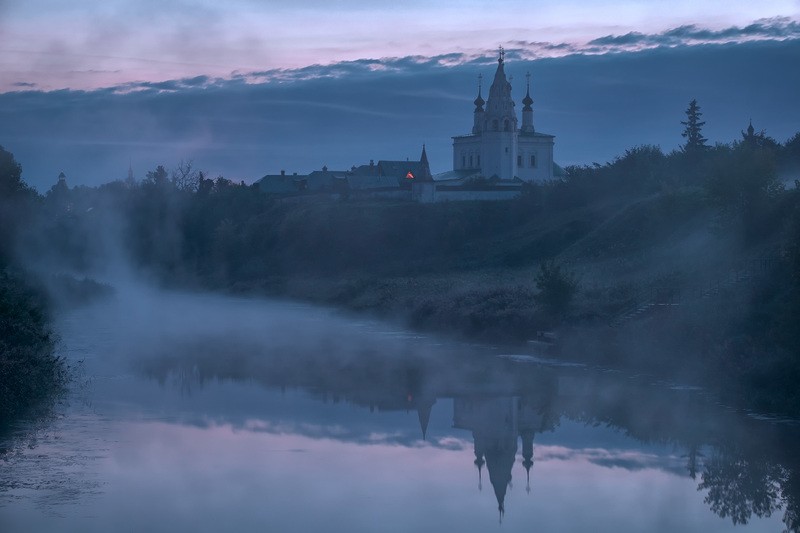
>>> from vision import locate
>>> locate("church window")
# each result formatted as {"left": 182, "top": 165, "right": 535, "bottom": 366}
{"left": 504, "top": 119, "right": 510, "bottom": 131}
{"left": 505, "top": 147, "right": 509, "bottom": 153}
{"left": 530, "top": 155, "right": 536, "bottom": 167}
{"left": 492, "top": 119, "right": 499, "bottom": 131}
{"left": 469, "top": 155, "right": 473, "bottom": 167}
{"left": 462, "top": 155, "right": 466, "bottom": 168}
{"left": 517, "top": 155, "right": 522, "bottom": 167}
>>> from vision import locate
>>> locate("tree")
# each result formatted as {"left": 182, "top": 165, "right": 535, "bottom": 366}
{"left": 0, "top": 146, "right": 37, "bottom": 266}
{"left": 534, "top": 260, "right": 578, "bottom": 319}
{"left": 681, "top": 99, "right": 708, "bottom": 153}
{"left": 780, "top": 131, "right": 800, "bottom": 173}
{"left": 705, "top": 140, "right": 782, "bottom": 242}
{"left": 171, "top": 160, "right": 202, "bottom": 192}
{"left": 143, "top": 165, "right": 170, "bottom": 188}
{"left": 0, "top": 145, "right": 28, "bottom": 197}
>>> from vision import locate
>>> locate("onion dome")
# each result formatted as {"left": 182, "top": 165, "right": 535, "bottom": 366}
{"left": 522, "top": 88, "right": 533, "bottom": 111}
{"left": 474, "top": 91, "right": 485, "bottom": 108}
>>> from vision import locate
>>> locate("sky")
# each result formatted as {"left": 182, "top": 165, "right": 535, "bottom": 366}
{"left": 1, "top": 0, "right": 799, "bottom": 190}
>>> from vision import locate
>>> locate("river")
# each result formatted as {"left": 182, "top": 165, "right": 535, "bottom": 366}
{"left": 1, "top": 287, "right": 798, "bottom": 532}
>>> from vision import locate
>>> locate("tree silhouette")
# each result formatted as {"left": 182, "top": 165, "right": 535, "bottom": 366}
{"left": 681, "top": 99, "right": 708, "bottom": 153}
{"left": 534, "top": 260, "right": 578, "bottom": 319}
{"left": 699, "top": 450, "right": 784, "bottom": 525}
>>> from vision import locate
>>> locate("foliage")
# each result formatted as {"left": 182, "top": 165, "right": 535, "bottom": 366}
{"left": 699, "top": 450, "right": 784, "bottom": 525}
{"left": 0, "top": 145, "right": 39, "bottom": 267}
{"left": 0, "top": 147, "right": 67, "bottom": 423}
{"left": 534, "top": 260, "right": 578, "bottom": 319}
{"left": 681, "top": 98, "right": 708, "bottom": 154}
{"left": 705, "top": 140, "right": 783, "bottom": 242}
{"left": 0, "top": 271, "right": 66, "bottom": 423}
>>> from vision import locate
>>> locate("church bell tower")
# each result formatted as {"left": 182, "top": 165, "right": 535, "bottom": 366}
{"left": 480, "top": 47, "right": 518, "bottom": 180}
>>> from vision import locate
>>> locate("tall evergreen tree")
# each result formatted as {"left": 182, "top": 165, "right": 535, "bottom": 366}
{"left": 681, "top": 99, "right": 708, "bottom": 153}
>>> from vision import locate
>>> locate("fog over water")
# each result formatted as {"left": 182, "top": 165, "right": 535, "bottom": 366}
{"left": 1, "top": 285, "right": 797, "bottom": 532}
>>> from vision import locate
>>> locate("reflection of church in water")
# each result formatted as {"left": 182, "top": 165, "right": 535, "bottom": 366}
{"left": 453, "top": 396, "right": 554, "bottom": 518}
{"left": 366, "top": 391, "right": 554, "bottom": 519}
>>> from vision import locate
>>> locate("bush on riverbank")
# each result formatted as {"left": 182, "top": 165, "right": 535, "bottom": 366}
{"left": 0, "top": 271, "right": 66, "bottom": 422}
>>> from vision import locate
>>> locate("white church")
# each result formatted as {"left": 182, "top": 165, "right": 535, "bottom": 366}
{"left": 451, "top": 47, "right": 555, "bottom": 182}
{"left": 257, "top": 48, "right": 558, "bottom": 202}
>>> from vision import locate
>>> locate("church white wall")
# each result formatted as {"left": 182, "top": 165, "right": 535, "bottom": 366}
{"left": 452, "top": 136, "right": 482, "bottom": 170}
{"left": 517, "top": 136, "right": 554, "bottom": 182}
{"left": 480, "top": 131, "right": 517, "bottom": 179}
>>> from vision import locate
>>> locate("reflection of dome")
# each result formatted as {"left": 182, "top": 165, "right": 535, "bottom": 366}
{"left": 485, "top": 444, "right": 515, "bottom": 517}
{"left": 456, "top": 397, "right": 518, "bottom": 517}
{"left": 416, "top": 398, "right": 435, "bottom": 440}
{"left": 521, "top": 429, "right": 535, "bottom": 493}
{"left": 454, "top": 395, "right": 555, "bottom": 519}
{"left": 474, "top": 445, "right": 485, "bottom": 491}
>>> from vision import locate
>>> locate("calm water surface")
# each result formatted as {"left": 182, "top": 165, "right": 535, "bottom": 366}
{"left": 1, "top": 288, "right": 798, "bottom": 532}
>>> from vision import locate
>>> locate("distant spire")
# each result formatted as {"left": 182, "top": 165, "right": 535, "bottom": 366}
{"left": 742, "top": 118, "right": 757, "bottom": 143}
{"left": 57, "top": 171, "right": 66, "bottom": 183}
{"left": 498, "top": 45, "right": 505, "bottom": 64}
{"left": 127, "top": 159, "right": 134, "bottom": 181}
{"left": 420, "top": 144, "right": 429, "bottom": 166}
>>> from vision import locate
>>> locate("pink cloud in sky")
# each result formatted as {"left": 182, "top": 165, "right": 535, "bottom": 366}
{"left": 0, "top": 1, "right": 798, "bottom": 92}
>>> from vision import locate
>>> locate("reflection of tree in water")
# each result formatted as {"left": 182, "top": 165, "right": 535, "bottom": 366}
{"left": 699, "top": 448, "right": 785, "bottom": 525}
{"left": 784, "top": 465, "right": 800, "bottom": 533}
{"left": 698, "top": 439, "right": 800, "bottom": 533}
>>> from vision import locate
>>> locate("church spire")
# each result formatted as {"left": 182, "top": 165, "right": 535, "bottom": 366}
{"left": 484, "top": 46, "right": 517, "bottom": 133}
{"left": 472, "top": 74, "right": 485, "bottom": 134}
{"left": 521, "top": 71, "right": 534, "bottom": 133}
{"left": 522, "top": 72, "right": 533, "bottom": 110}
{"left": 473, "top": 74, "right": 485, "bottom": 111}
{"left": 419, "top": 144, "right": 432, "bottom": 180}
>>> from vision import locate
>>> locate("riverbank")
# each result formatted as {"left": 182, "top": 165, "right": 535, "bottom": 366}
{"left": 206, "top": 188, "right": 798, "bottom": 415}
{"left": 221, "top": 262, "right": 798, "bottom": 416}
